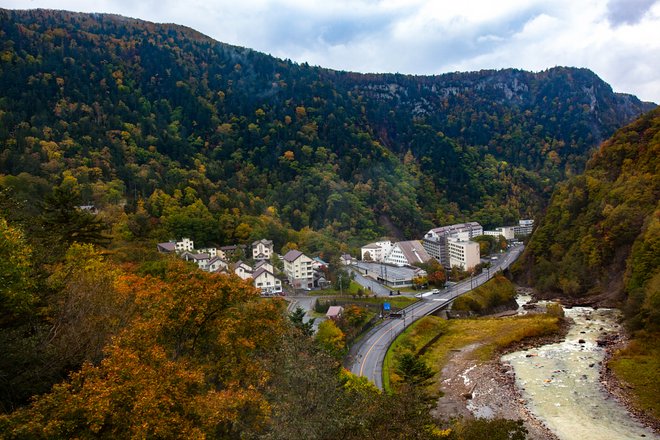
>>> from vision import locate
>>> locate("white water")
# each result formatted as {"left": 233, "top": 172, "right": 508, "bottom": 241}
{"left": 502, "top": 307, "right": 658, "bottom": 440}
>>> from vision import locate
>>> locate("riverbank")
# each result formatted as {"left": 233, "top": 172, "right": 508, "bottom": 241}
{"left": 601, "top": 332, "right": 660, "bottom": 434}
{"left": 432, "top": 315, "right": 568, "bottom": 440}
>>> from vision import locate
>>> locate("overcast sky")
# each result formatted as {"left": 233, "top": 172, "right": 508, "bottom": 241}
{"left": 2, "top": 0, "right": 659, "bottom": 103}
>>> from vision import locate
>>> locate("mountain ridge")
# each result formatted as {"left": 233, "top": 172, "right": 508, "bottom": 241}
{"left": 0, "top": 8, "right": 655, "bottom": 247}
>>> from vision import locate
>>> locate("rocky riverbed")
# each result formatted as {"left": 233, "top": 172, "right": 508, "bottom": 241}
{"left": 432, "top": 326, "right": 566, "bottom": 440}
{"left": 432, "top": 293, "right": 659, "bottom": 439}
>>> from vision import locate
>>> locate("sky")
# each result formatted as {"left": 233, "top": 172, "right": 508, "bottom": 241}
{"left": 2, "top": 0, "right": 659, "bottom": 103}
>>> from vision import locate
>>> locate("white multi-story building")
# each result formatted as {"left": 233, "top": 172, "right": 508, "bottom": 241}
{"left": 422, "top": 222, "right": 483, "bottom": 266}
{"left": 483, "top": 226, "right": 515, "bottom": 240}
{"left": 175, "top": 238, "right": 194, "bottom": 253}
{"left": 198, "top": 247, "right": 217, "bottom": 258}
{"left": 385, "top": 241, "right": 432, "bottom": 267}
{"left": 283, "top": 250, "right": 314, "bottom": 289}
{"left": 447, "top": 237, "right": 481, "bottom": 271}
{"left": 252, "top": 239, "right": 274, "bottom": 260}
{"left": 361, "top": 240, "right": 393, "bottom": 262}
{"left": 514, "top": 219, "right": 534, "bottom": 237}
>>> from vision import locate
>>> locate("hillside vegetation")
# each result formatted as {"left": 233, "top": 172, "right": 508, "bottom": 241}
{"left": 0, "top": 9, "right": 654, "bottom": 252}
{"left": 452, "top": 274, "right": 517, "bottom": 315}
{"left": 518, "top": 107, "right": 660, "bottom": 420}
{"left": 520, "top": 107, "right": 660, "bottom": 313}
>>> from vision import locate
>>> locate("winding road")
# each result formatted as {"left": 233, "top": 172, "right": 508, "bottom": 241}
{"left": 346, "top": 245, "right": 525, "bottom": 389}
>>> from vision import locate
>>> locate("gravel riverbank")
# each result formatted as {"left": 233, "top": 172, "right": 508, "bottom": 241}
{"left": 432, "top": 317, "right": 569, "bottom": 439}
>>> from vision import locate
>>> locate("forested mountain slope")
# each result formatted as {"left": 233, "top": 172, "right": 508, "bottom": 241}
{"left": 0, "top": 9, "right": 655, "bottom": 247}
{"left": 518, "top": 107, "right": 659, "bottom": 319}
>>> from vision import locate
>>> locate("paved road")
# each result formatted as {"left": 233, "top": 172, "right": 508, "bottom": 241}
{"left": 347, "top": 245, "right": 524, "bottom": 389}
{"left": 347, "top": 268, "right": 392, "bottom": 296}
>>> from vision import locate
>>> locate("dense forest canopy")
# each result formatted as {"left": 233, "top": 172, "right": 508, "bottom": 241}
{"left": 0, "top": 8, "right": 655, "bottom": 251}
{"left": 517, "top": 106, "right": 660, "bottom": 328}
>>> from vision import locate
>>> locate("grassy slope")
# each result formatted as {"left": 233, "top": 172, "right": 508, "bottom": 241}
{"left": 384, "top": 314, "right": 562, "bottom": 393}
{"left": 608, "top": 338, "right": 660, "bottom": 420}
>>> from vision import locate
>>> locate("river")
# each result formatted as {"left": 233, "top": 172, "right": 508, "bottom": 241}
{"left": 502, "top": 306, "right": 658, "bottom": 440}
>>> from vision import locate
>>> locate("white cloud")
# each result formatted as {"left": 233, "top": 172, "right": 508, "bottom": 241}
{"left": 0, "top": 0, "right": 658, "bottom": 102}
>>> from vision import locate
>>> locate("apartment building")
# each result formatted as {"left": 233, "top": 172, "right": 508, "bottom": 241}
{"left": 447, "top": 237, "right": 481, "bottom": 271}
{"left": 283, "top": 249, "right": 314, "bottom": 289}
{"left": 360, "top": 240, "right": 393, "bottom": 262}
{"left": 422, "top": 222, "right": 483, "bottom": 266}
{"left": 514, "top": 219, "right": 534, "bottom": 237}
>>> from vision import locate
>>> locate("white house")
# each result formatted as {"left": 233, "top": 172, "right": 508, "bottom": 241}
{"left": 447, "top": 237, "right": 480, "bottom": 271}
{"left": 252, "top": 239, "right": 274, "bottom": 260}
{"left": 207, "top": 256, "right": 228, "bottom": 273}
{"left": 233, "top": 261, "right": 253, "bottom": 280}
{"left": 360, "top": 240, "right": 393, "bottom": 262}
{"left": 312, "top": 257, "right": 328, "bottom": 270}
{"left": 253, "top": 267, "right": 282, "bottom": 295}
{"left": 340, "top": 254, "right": 355, "bottom": 265}
{"left": 385, "top": 241, "right": 432, "bottom": 267}
{"left": 182, "top": 252, "right": 210, "bottom": 270}
{"left": 283, "top": 249, "right": 314, "bottom": 289}
{"left": 326, "top": 306, "right": 344, "bottom": 320}
{"left": 254, "top": 260, "right": 274, "bottom": 273}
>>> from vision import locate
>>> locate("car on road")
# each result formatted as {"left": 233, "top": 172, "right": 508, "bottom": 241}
{"left": 415, "top": 289, "right": 439, "bottom": 298}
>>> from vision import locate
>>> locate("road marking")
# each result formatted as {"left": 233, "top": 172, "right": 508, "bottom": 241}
{"left": 359, "top": 320, "right": 401, "bottom": 377}
{"left": 354, "top": 246, "right": 524, "bottom": 382}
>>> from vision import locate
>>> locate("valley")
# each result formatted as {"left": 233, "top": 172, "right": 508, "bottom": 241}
{"left": 0, "top": 7, "right": 658, "bottom": 440}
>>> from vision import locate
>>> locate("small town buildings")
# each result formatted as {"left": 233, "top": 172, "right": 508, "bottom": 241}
{"left": 156, "top": 238, "right": 194, "bottom": 254}
{"left": 220, "top": 244, "right": 246, "bottom": 261}
{"left": 253, "top": 266, "right": 282, "bottom": 295}
{"left": 483, "top": 226, "right": 515, "bottom": 240}
{"left": 254, "top": 260, "right": 274, "bottom": 273}
{"left": 176, "top": 238, "right": 194, "bottom": 253}
{"left": 252, "top": 239, "right": 274, "bottom": 260}
{"left": 360, "top": 263, "right": 427, "bottom": 288}
{"left": 207, "top": 256, "right": 228, "bottom": 273}
{"left": 360, "top": 240, "right": 393, "bottom": 262}
{"left": 326, "top": 306, "right": 344, "bottom": 320}
{"left": 283, "top": 249, "right": 314, "bottom": 289}
{"left": 233, "top": 261, "right": 253, "bottom": 280}
{"left": 422, "top": 222, "right": 482, "bottom": 267}
{"left": 182, "top": 252, "right": 211, "bottom": 270}
{"left": 514, "top": 219, "right": 534, "bottom": 237}
{"left": 156, "top": 241, "right": 176, "bottom": 253}
{"left": 340, "top": 254, "right": 355, "bottom": 265}
{"left": 447, "top": 237, "right": 480, "bottom": 271}
{"left": 312, "top": 257, "right": 328, "bottom": 270}
{"left": 385, "top": 240, "right": 432, "bottom": 267}
{"left": 198, "top": 247, "right": 218, "bottom": 258}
